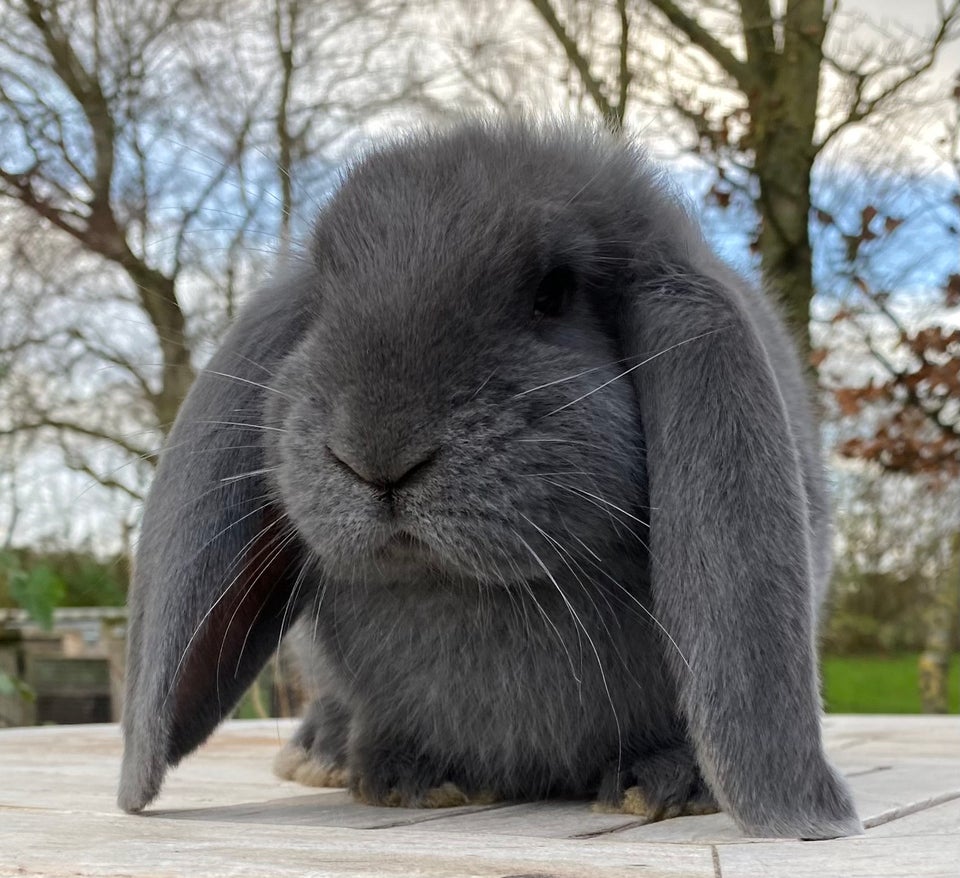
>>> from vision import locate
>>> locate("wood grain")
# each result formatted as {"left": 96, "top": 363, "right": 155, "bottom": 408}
{"left": 1, "top": 716, "right": 957, "bottom": 877}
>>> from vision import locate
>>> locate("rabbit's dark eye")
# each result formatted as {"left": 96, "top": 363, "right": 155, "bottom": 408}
{"left": 533, "top": 265, "right": 576, "bottom": 320}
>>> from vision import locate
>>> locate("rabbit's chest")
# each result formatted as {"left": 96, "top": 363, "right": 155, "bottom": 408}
{"left": 320, "top": 579, "right": 676, "bottom": 785}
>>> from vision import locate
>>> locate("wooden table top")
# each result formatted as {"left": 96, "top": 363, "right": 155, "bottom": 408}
{"left": 2, "top": 715, "right": 958, "bottom": 877}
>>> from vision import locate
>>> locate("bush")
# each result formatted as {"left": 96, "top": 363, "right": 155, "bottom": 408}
{"left": 0, "top": 548, "right": 128, "bottom": 626}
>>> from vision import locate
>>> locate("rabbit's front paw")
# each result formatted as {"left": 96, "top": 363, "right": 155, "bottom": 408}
{"left": 348, "top": 733, "right": 496, "bottom": 808}
{"left": 274, "top": 696, "right": 351, "bottom": 788}
{"left": 348, "top": 732, "right": 442, "bottom": 807}
{"left": 352, "top": 777, "right": 479, "bottom": 808}
{"left": 273, "top": 742, "right": 350, "bottom": 788}
{"left": 595, "top": 742, "right": 719, "bottom": 821}
{"left": 614, "top": 784, "right": 719, "bottom": 819}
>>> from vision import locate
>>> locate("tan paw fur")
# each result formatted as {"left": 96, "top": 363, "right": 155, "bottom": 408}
{"left": 273, "top": 744, "right": 349, "bottom": 788}
{"left": 353, "top": 780, "right": 496, "bottom": 808}
{"left": 682, "top": 798, "right": 721, "bottom": 816}
{"left": 594, "top": 785, "right": 720, "bottom": 820}
{"left": 620, "top": 786, "right": 660, "bottom": 817}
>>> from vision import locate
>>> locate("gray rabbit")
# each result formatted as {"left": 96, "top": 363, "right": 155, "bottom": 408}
{"left": 118, "top": 119, "right": 862, "bottom": 839}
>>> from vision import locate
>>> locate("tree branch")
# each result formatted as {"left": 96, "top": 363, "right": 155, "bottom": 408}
{"left": 646, "top": 0, "right": 757, "bottom": 92}
{"left": 0, "top": 419, "right": 156, "bottom": 464}
{"left": 846, "top": 305, "right": 959, "bottom": 441}
{"left": 22, "top": 0, "right": 116, "bottom": 213}
{"left": 170, "top": 114, "right": 254, "bottom": 279}
{"left": 615, "top": 0, "right": 631, "bottom": 128}
{"left": 67, "top": 458, "right": 145, "bottom": 502}
{"left": 0, "top": 170, "right": 88, "bottom": 241}
{"left": 819, "top": 1, "right": 960, "bottom": 149}
{"left": 274, "top": 0, "right": 299, "bottom": 255}
{"left": 66, "top": 329, "right": 156, "bottom": 405}
{"left": 738, "top": 0, "right": 777, "bottom": 73}
{"left": 528, "top": 0, "right": 618, "bottom": 126}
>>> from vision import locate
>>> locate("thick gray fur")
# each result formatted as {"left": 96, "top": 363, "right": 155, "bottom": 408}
{"left": 119, "top": 118, "right": 862, "bottom": 838}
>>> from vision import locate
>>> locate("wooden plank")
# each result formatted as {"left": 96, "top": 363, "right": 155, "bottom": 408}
{"left": 154, "top": 790, "right": 504, "bottom": 829}
{"left": 867, "top": 798, "right": 960, "bottom": 837}
{"left": 0, "top": 721, "right": 326, "bottom": 814}
{"left": 0, "top": 760, "right": 325, "bottom": 814}
{"left": 596, "top": 759, "right": 960, "bottom": 845}
{"left": 0, "top": 809, "right": 716, "bottom": 878}
{"left": 0, "top": 721, "right": 502, "bottom": 829}
{"left": 2, "top": 717, "right": 959, "bottom": 878}
{"left": 717, "top": 835, "right": 960, "bottom": 878}
{"left": 144, "top": 762, "right": 960, "bottom": 840}
{"left": 853, "top": 763, "right": 960, "bottom": 819}
{"left": 598, "top": 811, "right": 744, "bottom": 844}
{"left": 397, "top": 799, "right": 645, "bottom": 838}
{"left": 822, "top": 715, "right": 960, "bottom": 761}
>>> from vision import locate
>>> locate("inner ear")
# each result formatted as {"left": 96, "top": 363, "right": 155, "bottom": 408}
{"left": 167, "top": 506, "right": 308, "bottom": 763}
{"left": 533, "top": 264, "right": 578, "bottom": 319}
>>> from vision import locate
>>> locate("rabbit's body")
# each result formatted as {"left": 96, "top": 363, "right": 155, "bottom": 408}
{"left": 295, "top": 562, "right": 683, "bottom": 804}
{"left": 119, "top": 119, "right": 861, "bottom": 839}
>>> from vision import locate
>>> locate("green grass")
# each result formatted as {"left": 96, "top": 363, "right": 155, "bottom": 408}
{"left": 235, "top": 652, "right": 960, "bottom": 719}
{"left": 822, "top": 653, "right": 960, "bottom": 714}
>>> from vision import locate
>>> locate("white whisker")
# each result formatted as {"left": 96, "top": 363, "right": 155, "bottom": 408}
{"left": 539, "top": 478, "right": 649, "bottom": 528}
{"left": 514, "top": 524, "right": 623, "bottom": 772}
{"left": 216, "top": 529, "right": 299, "bottom": 710}
{"left": 563, "top": 529, "right": 692, "bottom": 675}
{"left": 202, "top": 368, "right": 294, "bottom": 400}
{"left": 545, "top": 330, "right": 722, "bottom": 417}
{"left": 470, "top": 367, "right": 498, "bottom": 400}
{"left": 506, "top": 534, "right": 582, "bottom": 685}
{"left": 220, "top": 467, "right": 278, "bottom": 484}
{"left": 196, "top": 420, "right": 288, "bottom": 433}
{"left": 161, "top": 513, "right": 284, "bottom": 709}
{"left": 511, "top": 356, "right": 631, "bottom": 400}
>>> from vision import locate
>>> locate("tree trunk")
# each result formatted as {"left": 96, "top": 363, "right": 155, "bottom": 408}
{"left": 747, "top": 0, "right": 825, "bottom": 356}
{"left": 918, "top": 530, "right": 960, "bottom": 713}
{"left": 122, "top": 261, "right": 195, "bottom": 434}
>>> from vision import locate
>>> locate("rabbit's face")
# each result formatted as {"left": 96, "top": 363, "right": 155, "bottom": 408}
{"left": 266, "top": 178, "right": 646, "bottom": 588}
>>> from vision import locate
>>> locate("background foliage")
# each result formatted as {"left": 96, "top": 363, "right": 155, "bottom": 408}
{"left": 0, "top": 0, "right": 957, "bottom": 711}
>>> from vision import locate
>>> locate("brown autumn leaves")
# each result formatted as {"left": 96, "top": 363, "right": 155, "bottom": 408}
{"left": 813, "top": 202, "right": 960, "bottom": 483}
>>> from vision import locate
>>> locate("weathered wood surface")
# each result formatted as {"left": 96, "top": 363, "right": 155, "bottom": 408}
{"left": 1, "top": 715, "right": 957, "bottom": 877}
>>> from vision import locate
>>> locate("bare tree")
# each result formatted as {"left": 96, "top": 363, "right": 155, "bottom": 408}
{"left": 522, "top": 0, "right": 960, "bottom": 354}
{"left": 813, "top": 80, "right": 960, "bottom": 711}
{"left": 0, "top": 0, "right": 432, "bottom": 542}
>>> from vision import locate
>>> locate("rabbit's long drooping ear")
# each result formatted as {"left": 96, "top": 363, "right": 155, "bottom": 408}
{"left": 623, "top": 255, "right": 862, "bottom": 838}
{"left": 119, "top": 267, "right": 317, "bottom": 814}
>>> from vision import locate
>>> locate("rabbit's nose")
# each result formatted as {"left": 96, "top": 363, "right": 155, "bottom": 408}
{"left": 325, "top": 443, "right": 437, "bottom": 492}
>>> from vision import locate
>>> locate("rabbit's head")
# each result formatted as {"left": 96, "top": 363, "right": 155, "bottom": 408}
{"left": 119, "top": 120, "right": 861, "bottom": 840}
{"left": 263, "top": 128, "right": 665, "bottom": 588}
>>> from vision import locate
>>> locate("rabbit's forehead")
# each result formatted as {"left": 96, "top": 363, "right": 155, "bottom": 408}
{"left": 313, "top": 275, "right": 500, "bottom": 383}
{"left": 316, "top": 211, "right": 529, "bottom": 327}
{"left": 317, "top": 146, "right": 551, "bottom": 294}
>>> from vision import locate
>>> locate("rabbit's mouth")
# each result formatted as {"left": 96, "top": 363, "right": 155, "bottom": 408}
{"left": 378, "top": 531, "right": 432, "bottom": 560}
{"left": 350, "top": 526, "right": 515, "bottom": 586}
{"left": 364, "top": 528, "right": 456, "bottom": 579}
